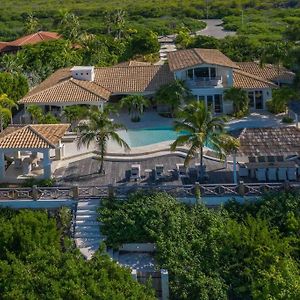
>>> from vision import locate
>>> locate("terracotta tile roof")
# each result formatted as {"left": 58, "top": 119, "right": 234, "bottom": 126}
{"left": 0, "top": 124, "right": 70, "bottom": 149}
{"left": 168, "top": 48, "right": 240, "bottom": 71}
{"left": 20, "top": 64, "right": 174, "bottom": 104}
{"left": 19, "top": 79, "right": 111, "bottom": 105}
{"left": 237, "top": 62, "right": 295, "bottom": 84}
{"left": 238, "top": 127, "right": 300, "bottom": 157}
{"left": 233, "top": 69, "right": 277, "bottom": 89}
{"left": 114, "top": 61, "right": 152, "bottom": 67}
{"left": 10, "top": 31, "right": 61, "bottom": 46}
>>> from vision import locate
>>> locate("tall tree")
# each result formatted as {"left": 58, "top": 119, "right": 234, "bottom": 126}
{"left": 24, "top": 13, "right": 39, "bottom": 34}
{"left": 58, "top": 10, "right": 81, "bottom": 42}
{"left": 0, "top": 94, "right": 17, "bottom": 131}
{"left": 77, "top": 108, "right": 130, "bottom": 174}
{"left": 155, "top": 80, "right": 192, "bottom": 117}
{"left": 224, "top": 87, "right": 249, "bottom": 117}
{"left": 171, "top": 101, "right": 228, "bottom": 179}
{"left": 120, "top": 95, "right": 149, "bottom": 122}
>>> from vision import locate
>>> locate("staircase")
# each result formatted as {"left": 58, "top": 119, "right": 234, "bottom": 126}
{"left": 74, "top": 199, "right": 106, "bottom": 260}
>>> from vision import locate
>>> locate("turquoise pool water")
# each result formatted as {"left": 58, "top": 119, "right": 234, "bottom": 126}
{"left": 122, "top": 127, "right": 213, "bottom": 148}
{"left": 123, "top": 127, "right": 183, "bottom": 147}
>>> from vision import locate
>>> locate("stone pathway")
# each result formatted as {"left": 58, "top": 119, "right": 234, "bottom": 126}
{"left": 74, "top": 199, "right": 106, "bottom": 260}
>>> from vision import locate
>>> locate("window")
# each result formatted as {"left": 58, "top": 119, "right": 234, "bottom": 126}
{"left": 198, "top": 96, "right": 205, "bottom": 102}
{"left": 187, "top": 69, "right": 193, "bottom": 79}
{"left": 207, "top": 96, "right": 213, "bottom": 111}
{"left": 194, "top": 67, "right": 209, "bottom": 78}
{"left": 255, "top": 91, "right": 263, "bottom": 109}
{"left": 214, "top": 95, "right": 223, "bottom": 113}
{"left": 248, "top": 91, "right": 255, "bottom": 108}
{"left": 210, "top": 68, "right": 216, "bottom": 78}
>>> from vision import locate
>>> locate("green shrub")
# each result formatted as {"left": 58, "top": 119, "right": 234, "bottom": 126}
{"left": 282, "top": 115, "right": 294, "bottom": 123}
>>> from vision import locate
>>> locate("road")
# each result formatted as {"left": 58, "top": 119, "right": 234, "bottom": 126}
{"left": 196, "top": 19, "right": 236, "bottom": 39}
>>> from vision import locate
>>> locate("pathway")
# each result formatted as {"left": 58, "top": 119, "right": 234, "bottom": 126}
{"left": 196, "top": 19, "right": 236, "bottom": 39}
{"left": 74, "top": 198, "right": 106, "bottom": 260}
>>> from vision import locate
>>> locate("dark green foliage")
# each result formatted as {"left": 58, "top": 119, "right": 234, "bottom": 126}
{"left": 0, "top": 209, "right": 155, "bottom": 299}
{"left": 0, "top": 72, "right": 29, "bottom": 101}
{"left": 100, "top": 191, "right": 300, "bottom": 299}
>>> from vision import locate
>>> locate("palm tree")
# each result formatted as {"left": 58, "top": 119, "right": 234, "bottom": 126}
{"left": 63, "top": 105, "right": 88, "bottom": 129}
{"left": 77, "top": 109, "right": 130, "bottom": 174}
{"left": 0, "top": 94, "right": 18, "bottom": 131}
{"left": 224, "top": 87, "right": 249, "bottom": 118}
{"left": 26, "top": 105, "right": 43, "bottom": 123}
{"left": 171, "top": 101, "right": 228, "bottom": 180}
{"left": 120, "top": 95, "right": 149, "bottom": 122}
{"left": 155, "top": 80, "right": 192, "bottom": 117}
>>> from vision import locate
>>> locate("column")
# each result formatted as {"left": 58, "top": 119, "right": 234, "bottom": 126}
{"left": 55, "top": 140, "right": 64, "bottom": 160}
{"left": 0, "top": 150, "right": 5, "bottom": 180}
{"left": 43, "top": 149, "right": 52, "bottom": 179}
{"left": 233, "top": 151, "right": 237, "bottom": 184}
{"left": 161, "top": 269, "right": 169, "bottom": 300}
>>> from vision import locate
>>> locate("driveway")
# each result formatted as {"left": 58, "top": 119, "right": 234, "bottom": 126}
{"left": 196, "top": 19, "right": 236, "bottom": 39}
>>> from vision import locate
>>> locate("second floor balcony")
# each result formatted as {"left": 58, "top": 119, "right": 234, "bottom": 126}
{"left": 186, "top": 76, "right": 223, "bottom": 89}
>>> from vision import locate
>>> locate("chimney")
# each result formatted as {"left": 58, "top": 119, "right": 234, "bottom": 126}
{"left": 71, "top": 66, "right": 95, "bottom": 81}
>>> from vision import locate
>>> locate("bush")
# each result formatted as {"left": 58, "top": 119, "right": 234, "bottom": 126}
{"left": 282, "top": 115, "right": 293, "bottom": 123}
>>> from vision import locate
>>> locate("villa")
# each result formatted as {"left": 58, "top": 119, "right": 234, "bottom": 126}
{"left": 0, "top": 31, "right": 61, "bottom": 54}
{"left": 19, "top": 48, "right": 294, "bottom": 117}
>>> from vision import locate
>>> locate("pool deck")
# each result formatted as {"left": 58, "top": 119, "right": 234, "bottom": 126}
{"left": 55, "top": 154, "right": 234, "bottom": 186}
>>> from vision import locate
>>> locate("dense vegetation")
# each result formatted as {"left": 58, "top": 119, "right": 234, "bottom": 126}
{"left": 99, "top": 192, "right": 300, "bottom": 299}
{"left": 0, "top": 208, "right": 155, "bottom": 299}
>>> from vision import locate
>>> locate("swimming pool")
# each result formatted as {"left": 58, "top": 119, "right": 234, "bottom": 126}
{"left": 119, "top": 126, "right": 213, "bottom": 148}
{"left": 120, "top": 127, "right": 183, "bottom": 147}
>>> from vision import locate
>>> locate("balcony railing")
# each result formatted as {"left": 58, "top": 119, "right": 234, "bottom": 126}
{"left": 186, "top": 76, "right": 222, "bottom": 88}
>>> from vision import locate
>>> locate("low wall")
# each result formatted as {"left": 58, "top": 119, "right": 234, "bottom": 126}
{"left": 120, "top": 243, "right": 156, "bottom": 252}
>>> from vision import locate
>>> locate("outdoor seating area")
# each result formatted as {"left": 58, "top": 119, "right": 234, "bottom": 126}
{"left": 237, "top": 127, "right": 300, "bottom": 182}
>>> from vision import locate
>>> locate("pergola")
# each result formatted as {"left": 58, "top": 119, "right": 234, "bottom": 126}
{"left": 0, "top": 124, "right": 70, "bottom": 182}
{"left": 237, "top": 127, "right": 300, "bottom": 158}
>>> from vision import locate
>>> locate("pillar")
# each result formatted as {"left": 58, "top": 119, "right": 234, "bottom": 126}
{"left": 0, "top": 150, "right": 5, "bottom": 180}
{"left": 55, "top": 140, "right": 64, "bottom": 160}
{"left": 233, "top": 152, "right": 237, "bottom": 184}
{"left": 43, "top": 149, "right": 52, "bottom": 179}
{"left": 161, "top": 269, "right": 169, "bottom": 300}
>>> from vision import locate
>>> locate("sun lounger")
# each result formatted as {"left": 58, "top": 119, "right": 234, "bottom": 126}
{"left": 267, "top": 168, "right": 277, "bottom": 181}
{"left": 238, "top": 163, "right": 248, "bottom": 177}
{"left": 176, "top": 164, "right": 188, "bottom": 178}
{"left": 155, "top": 164, "right": 164, "bottom": 180}
{"left": 256, "top": 168, "right": 266, "bottom": 182}
{"left": 287, "top": 168, "right": 297, "bottom": 181}
{"left": 278, "top": 167, "right": 287, "bottom": 181}
{"left": 130, "top": 164, "right": 141, "bottom": 181}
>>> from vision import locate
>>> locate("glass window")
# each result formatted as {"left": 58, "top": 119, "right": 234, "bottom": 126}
{"left": 187, "top": 69, "right": 193, "bottom": 79}
{"left": 194, "top": 67, "right": 209, "bottom": 78}
{"left": 198, "top": 96, "right": 205, "bottom": 101}
{"left": 214, "top": 95, "right": 223, "bottom": 113}
{"left": 248, "top": 91, "right": 255, "bottom": 108}
{"left": 255, "top": 91, "right": 263, "bottom": 109}
{"left": 207, "top": 96, "right": 213, "bottom": 111}
{"left": 210, "top": 68, "right": 216, "bottom": 78}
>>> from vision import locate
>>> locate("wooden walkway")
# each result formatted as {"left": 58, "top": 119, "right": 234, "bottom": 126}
{"left": 55, "top": 154, "right": 234, "bottom": 186}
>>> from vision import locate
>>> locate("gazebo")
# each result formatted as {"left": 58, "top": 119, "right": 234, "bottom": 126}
{"left": 0, "top": 124, "right": 70, "bottom": 183}
{"left": 236, "top": 127, "right": 300, "bottom": 181}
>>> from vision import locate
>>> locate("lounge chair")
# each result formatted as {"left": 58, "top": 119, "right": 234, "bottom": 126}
{"left": 267, "top": 168, "right": 277, "bottom": 181}
{"left": 130, "top": 164, "right": 141, "bottom": 181}
{"left": 278, "top": 167, "right": 287, "bottom": 181}
{"left": 238, "top": 163, "right": 248, "bottom": 177}
{"left": 256, "top": 168, "right": 266, "bottom": 182}
{"left": 155, "top": 164, "right": 164, "bottom": 180}
{"left": 287, "top": 168, "right": 297, "bottom": 181}
{"left": 258, "top": 156, "right": 266, "bottom": 163}
{"left": 176, "top": 164, "right": 188, "bottom": 178}
{"left": 248, "top": 157, "right": 256, "bottom": 163}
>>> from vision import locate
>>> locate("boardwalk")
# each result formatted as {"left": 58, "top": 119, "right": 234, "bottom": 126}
{"left": 55, "top": 154, "right": 234, "bottom": 186}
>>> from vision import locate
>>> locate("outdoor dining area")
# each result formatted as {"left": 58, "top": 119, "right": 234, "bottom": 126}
{"left": 237, "top": 127, "right": 300, "bottom": 182}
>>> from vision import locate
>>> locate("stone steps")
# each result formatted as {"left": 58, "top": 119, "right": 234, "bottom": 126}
{"left": 74, "top": 199, "right": 106, "bottom": 260}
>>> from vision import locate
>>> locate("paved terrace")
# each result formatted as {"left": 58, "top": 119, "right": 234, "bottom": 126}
{"left": 55, "top": 155, "right": 234, "bottom": 186}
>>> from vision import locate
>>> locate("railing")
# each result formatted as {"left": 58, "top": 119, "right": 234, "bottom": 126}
{"left": 0, "top": 182, "right": 296, "bottom": 201}
{"left": 186, "top": 76, "right": 222, "bottom": 88}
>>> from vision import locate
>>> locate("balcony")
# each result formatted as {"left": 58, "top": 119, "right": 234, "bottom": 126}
{"left": 186, "top": 76, "right": 223, "bottom": 89}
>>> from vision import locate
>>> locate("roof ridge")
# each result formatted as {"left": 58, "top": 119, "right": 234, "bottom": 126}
{"left": 71, "top": 79, "right": 112, "bottom": 98}
{"left": 28, "top": 125, "right": 57, "bottom": 148}
{"left": 234, "top": 69, "right": 277, "bottom": 87}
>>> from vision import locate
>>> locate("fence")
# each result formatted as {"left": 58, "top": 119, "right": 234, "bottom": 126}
{"left": 0, "top": 181, "right": 297, "bottom": 201}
